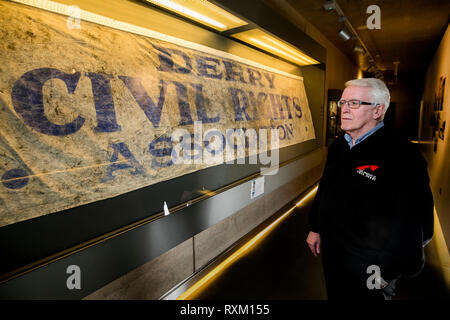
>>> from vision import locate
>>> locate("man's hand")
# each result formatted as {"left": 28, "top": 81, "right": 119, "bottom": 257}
{"left": 381, "top": 277, "right": 399, "bottom": 300}
{"left": 306, "top": 231, "right": 321, "bottom": 257}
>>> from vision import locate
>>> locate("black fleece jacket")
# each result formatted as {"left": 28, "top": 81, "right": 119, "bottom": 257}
{"left": 309, "top": 125, "right": 434, "bottom": 279}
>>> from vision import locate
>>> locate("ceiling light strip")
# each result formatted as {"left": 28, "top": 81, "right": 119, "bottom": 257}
{"left": 176, "top": 185, "right": 318, "bottom": 300}
{"left": 145, "top": 0, "right": 227, "bottom": 30}
{"left": 10, "top": 0, "right": 302, "bottom": 80}
{"left": 231, "top": 29, "right": 319, "bottom": 66}
{"left": 249, "top": 37, "right": 312, "bottom": 65}
{"left": 262, "top": 36, "right": 319, "bottom": 64}
{"left": 145, "top": 0, "right": 248, "bottom": 31}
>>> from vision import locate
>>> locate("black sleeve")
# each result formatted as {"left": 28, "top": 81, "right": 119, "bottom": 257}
{"left": 308, "top": 175, "right": 325, "bottom": 233}
{"left": 308, "top": 144, "right": 335, "bottom": 234}
{"left": 386, "top": 142, "right": 434, "bottom": 278}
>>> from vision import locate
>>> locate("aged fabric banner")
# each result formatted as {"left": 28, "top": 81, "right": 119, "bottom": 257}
{"left": 0, "top": 1, "right": 315, "bottom": 227}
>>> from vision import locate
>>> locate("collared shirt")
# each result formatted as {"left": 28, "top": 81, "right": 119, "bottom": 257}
{"left": 344, "top": 121, "right": 384, "bottom": 149}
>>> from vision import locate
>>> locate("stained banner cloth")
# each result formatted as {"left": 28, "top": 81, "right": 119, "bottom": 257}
{"left": 0, "top": 1, "right": 315, "bottom": 227}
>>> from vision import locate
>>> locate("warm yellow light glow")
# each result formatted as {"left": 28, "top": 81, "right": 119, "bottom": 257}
{"left": 357, "top": 69, "right": 363, "bottom": 79}
{"left": 295, "top": 185, "right": 318, "bottom": 207}
{"left": 249, "top": 37, "right": 311, "bottom": 65}
{"left": 231, "top": 29, "right": 320, "bottom": 66}
{"left": 176, "top": 185, "right": 318, "bottom": 300}
{"left": 262, "top": 36, "right": 318, "bottom": 64}
{"left": 145, "top": 0, "right": 247, "bottom": 31}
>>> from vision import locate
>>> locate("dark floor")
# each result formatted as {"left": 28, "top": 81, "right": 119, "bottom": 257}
{"left": 191, "top": 195, "right": 450, "bottom": 300}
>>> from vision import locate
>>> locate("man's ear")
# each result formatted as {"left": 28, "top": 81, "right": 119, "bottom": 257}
{"left": 373, "top": 104, "right": 385, "bottom": 120}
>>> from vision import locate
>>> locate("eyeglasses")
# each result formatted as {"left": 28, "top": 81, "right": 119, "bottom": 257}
{"left": 338, "top": 99, "right": 377, "bottom": 109}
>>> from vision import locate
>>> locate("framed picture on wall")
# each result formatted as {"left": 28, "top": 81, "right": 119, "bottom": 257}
{"left": 326, "top": 89, "right": 343, "bottom": 146}
{"left": 438, "top": 112, "right": 446, "bottom": 141}
{"left": 438, "top": 76, "right": 446, "bottom": 111}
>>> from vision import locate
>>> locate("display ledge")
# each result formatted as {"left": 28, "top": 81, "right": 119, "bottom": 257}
{"left": 0, "top": 139, "right": 319, "bottom": 278}
{"left": 0, "top": 148, "right": 322, "bottom": 299}
{"left": 160, "top": 182, "right": 319, "bottom": 300}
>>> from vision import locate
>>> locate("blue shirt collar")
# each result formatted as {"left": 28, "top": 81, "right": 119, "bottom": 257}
{"left": 344, "top": 121, "right": 384, "bottom": 149}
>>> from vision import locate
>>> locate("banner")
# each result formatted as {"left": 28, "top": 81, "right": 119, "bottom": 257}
{"left": 0, "top": 1, "right": 315, "bottom": 227}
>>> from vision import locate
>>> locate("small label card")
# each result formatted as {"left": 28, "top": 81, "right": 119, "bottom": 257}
{"left": 250, "top": 177, "right": 265, "bottom": 199}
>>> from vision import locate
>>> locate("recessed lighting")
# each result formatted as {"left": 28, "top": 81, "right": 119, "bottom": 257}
{"left": 323, "top": 0, "right": 336, "bottom": 11}
{"left": 337, "top": 28, "right": 352, "bottom": 41}
{"left": 144, "top": 0, "right": 247, "bottom": 31}
{"left": 231, "top": 29, "right": 319, "bottom": 66}
{"left": 352, "top": 44, "right": 364, "bottom": 53}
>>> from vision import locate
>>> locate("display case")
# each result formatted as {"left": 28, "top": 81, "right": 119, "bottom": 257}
{"left": 0, "top": 0, "right": 326, "bottom": 298}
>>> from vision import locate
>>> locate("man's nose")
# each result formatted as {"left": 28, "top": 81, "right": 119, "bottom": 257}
{"left": 341, "top": 102, "right": 351, "bottom": 113}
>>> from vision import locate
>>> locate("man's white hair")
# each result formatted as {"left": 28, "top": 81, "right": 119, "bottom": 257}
{"left": 345, "top": 78, "right": 390, "bottom": 119}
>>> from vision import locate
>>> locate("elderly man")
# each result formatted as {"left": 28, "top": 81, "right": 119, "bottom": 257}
{"left": 306, "top": 78, "right": 434, "bottom": 300}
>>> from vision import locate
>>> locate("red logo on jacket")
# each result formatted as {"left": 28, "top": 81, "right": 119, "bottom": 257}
{"left": 355, "top": 165, "right": 379, "bottom": 171}
{"left": 355, "top": 165, "right": 378, "bottom": 181}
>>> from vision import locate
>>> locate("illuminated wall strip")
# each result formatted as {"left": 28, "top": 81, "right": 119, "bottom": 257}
{"left": 10, "top": 0, "right": 303, "bottom": 80}
{"left": 176, "top": 185, "right": 318, "bottom": 300}
{"left": 249, "top": 37, "right": 313, "bottom": 65}
{"left": 146, "top": 0, "right": 227, "bottom": 30}
{"left": 145, "top": 0, "right": 248, "bottom": 31}
{"left": 262, "top": 36, "right": 319, "bottom": 65}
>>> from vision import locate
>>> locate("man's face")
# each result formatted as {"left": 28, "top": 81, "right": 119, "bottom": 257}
{"left": 340, "top": 86, "right": 382, "bottom": 137}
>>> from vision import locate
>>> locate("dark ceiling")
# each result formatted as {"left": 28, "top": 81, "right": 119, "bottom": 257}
{"left": 265, "top": 0, "right": 450, "bottom": 82}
